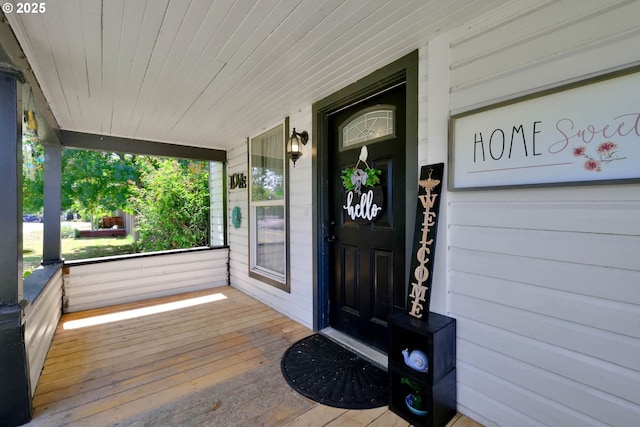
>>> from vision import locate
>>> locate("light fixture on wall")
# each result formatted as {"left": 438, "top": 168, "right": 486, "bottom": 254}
{"left": 288, "top": 128, "right": 308, "bottom": 167}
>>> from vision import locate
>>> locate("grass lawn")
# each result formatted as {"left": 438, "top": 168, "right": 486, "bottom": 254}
{"left": 23, "top": 223, "right": 136, "bottom": 275}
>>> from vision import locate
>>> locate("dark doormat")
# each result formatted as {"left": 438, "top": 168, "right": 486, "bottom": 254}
{"left": 280, "top": 334, "right": 388, "bottom": 409}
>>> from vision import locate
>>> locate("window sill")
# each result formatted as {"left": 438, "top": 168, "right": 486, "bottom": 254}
{"left": 249, "top": 269, "right": 289, "bottom": 293}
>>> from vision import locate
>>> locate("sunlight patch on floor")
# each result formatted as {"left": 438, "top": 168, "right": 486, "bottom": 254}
{"left": 62, "top": 293, "right": 228, "bottom": 330}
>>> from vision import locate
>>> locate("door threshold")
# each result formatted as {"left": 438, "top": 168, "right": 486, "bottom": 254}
{"left": 320, "top": 327, "right": 388, "bottom": 371}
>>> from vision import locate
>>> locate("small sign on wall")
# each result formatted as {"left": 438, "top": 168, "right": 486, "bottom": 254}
{"left": 229, "top": 173, "right": 247, "bottom": 189}
{"left": 449, "top": 67, "right": 640, "bottom": 189}
{"left": 406, "top": 163, "right": 444, "bottom": 319}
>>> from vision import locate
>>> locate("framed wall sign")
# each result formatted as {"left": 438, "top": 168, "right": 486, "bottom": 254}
{"left": 449, "top": 67, "right": 640, "bottom": 189}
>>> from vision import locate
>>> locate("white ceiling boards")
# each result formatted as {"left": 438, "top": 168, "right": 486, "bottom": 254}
{"left": 4, "top": 0, "right": 507, "bottom": 150}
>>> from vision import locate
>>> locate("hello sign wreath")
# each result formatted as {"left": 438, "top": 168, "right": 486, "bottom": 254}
{"left": 341, "top": 146, "right": 384, "bottom": 224}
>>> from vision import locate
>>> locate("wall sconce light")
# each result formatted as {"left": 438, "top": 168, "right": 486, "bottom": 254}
{"left": 288, "top": 128, "right": 308, "bottom": 167}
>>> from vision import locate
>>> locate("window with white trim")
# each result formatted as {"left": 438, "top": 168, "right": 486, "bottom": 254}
{"left": 248, "top": 122, "right": 288, "bottom": 290}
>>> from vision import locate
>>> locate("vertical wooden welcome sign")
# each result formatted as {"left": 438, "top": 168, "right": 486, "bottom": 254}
{"left": 407, "top": 163, "right": 444, "bottom": 319}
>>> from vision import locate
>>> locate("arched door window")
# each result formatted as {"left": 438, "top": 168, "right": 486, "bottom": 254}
{"left": 338, "top": 105, "right": 395, "bottom": 150}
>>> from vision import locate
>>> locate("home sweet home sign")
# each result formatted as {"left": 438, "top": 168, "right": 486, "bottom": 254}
{"left": 450, "top": 67, "right": 640, "bottom": 189}
{"left": 407, "top": 163, "right": 444, "bottom": 319}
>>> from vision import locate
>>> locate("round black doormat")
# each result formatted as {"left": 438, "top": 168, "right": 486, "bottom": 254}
{"left": 280, "top": 334, "right": 388, "bottom": 409}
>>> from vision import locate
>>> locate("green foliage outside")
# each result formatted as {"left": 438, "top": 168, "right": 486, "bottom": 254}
{"left": 23, "top": 137, "right": 211, "bottom": 266}
{"left": 251, "top": 167, "right": 283, "bottom": 201}
{"left": 23, "top": 228, "right": 135, "bottom": 274}
{"left": 59, "top": 150, "right": 210, "bottom": 252}
{"left": 61, "top": 149, "right": 140, "bottom": 226}
{"left": 22, "top": 134, "right": 44, "bottom": 214}
{"left": 60, "top": 224, "right": 80, "bottom": 239}
{"left": 130, "top": 159, "right": 210, "bottom": 252}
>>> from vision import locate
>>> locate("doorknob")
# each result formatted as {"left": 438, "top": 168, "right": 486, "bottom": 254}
{"left": 326, "top": 221, "right": 336, "bottom": 242}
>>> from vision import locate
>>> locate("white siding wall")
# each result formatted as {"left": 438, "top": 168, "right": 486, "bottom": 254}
{"left": 222, "top": 1, "right": 640, "bottom": 424}
{"left": 433, "top": 1, "right": 640, "bottom": 425}
{"left": 227, "top": 108, "right": 314, "bottom": 328}
{"left": 210, "top": 161, "right": 226, "bottom": 247}
{"left": 421, "top": 35, "right": 451, "bottom": 316}
{"left": 63, "top": 249, "right": 229, "bottom": 312}
{"left": 24, "top": 268, "right": 63, "bottom": 395}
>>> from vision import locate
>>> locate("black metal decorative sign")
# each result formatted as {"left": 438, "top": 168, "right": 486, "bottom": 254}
{"left": 406, "top": 163, "right": 444, "bottom": 319}
{"left": 229, "top": 173, "right": 247, "bottom": 189}
{"left": 341, "top": 146, "right": 384, "bottom": 224}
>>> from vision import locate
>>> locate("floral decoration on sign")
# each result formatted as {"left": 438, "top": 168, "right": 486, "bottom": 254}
{"left": 341, "top": 146, "right": 384, "bottom": 224}
{"left": 573, "top": 141, "right": 626, "bottom": 172}
{"left": 341, "top": 146, "right": 382, "bottom": 195}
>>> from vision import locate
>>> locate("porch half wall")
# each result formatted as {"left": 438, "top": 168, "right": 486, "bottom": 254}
{"left": 63, "top": 248, "right": 229, "bottom": 313}
{"left": 24, "top": 267, "right": 63, "bottom": 396}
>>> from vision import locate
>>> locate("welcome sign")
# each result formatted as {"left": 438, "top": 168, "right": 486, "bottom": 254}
{"left": 406, "top": 163, "right": 443, "bottom": 319}
{"left": 450, "top": 68, "right": 640, "bottom": 189}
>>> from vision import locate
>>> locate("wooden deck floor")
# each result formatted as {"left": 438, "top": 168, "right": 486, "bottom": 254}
{"left": 26, "top": 286, "right": 482, "bottom": 427}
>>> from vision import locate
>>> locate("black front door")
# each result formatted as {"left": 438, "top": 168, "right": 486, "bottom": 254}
{"left": 328, "top": 83, "right": 406, "bottom": 352}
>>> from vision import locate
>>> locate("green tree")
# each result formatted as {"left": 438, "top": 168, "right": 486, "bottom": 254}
{"left": 61, "top": 149, "right": 139, "bottom": 226}
{"left": 130, "top": 159, "right": 209, "bottom": 252}
{"left": 22, "top": 136, "right": 44, "bottom": 214}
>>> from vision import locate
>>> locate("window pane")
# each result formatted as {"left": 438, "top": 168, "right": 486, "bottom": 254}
{"left": 341, "top": 107, "right": 395, "bottom": 148}
{"left": 251, "top": 126, "right": 284, "bottom": 201}
{"left": 255, "top": 205, "right": 285, "bottom": 274}
{"left": 248, "top": 121, "right": 288, "bottom": 289}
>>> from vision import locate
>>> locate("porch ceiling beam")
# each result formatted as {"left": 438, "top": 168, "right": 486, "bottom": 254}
{"left": 61, "top": 130, "right": 226, "bottom": 162}
{"left": 0, "top": 13, "right": 61, "bottom": 147}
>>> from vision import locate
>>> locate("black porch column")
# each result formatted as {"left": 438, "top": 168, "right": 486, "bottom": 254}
{"left": 0, "top": 68, "right": 33, "bottom": 425}
{"left": 42, "top": 144, "right": 62, "bottom": 265}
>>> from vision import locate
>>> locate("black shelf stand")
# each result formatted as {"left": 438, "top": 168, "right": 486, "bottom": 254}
{"left": 388, "top": 311, "right": 457, "bottom": 427}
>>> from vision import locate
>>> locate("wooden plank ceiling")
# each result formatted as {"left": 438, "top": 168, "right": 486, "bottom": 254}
{"left": 6, "top": 0, "right": 506, "bottom": 150}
